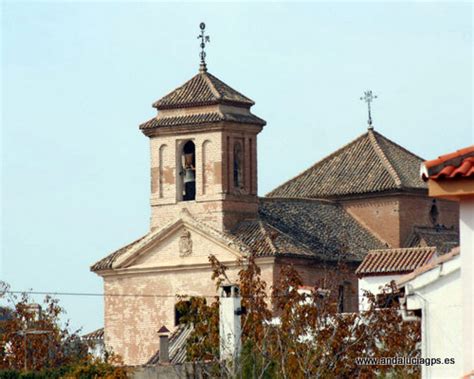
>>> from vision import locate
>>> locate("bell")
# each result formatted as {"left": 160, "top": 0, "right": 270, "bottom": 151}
{"left": 183, "top": 168, "right": 195, "bottom": 184}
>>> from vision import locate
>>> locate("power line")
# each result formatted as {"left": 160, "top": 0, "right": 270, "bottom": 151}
{"left": 4, "top": 289, "right": 301, "bottom": 299}
{"left": 5, "top": 290, "right": 216, "bottom": 298}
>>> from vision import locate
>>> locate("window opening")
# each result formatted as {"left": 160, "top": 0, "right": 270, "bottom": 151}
{"left": 233, "top": 142, "right": 243, "bottom": 189}
{"left": 180, "top": 141, "right": 196, "bottom": 201}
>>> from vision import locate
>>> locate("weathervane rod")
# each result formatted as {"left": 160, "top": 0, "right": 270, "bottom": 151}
{"left": 197, "top": 22, "right": 210, "bottom": 72}
{"left": 360, "top": 90, "right": 377, "bottom": 130}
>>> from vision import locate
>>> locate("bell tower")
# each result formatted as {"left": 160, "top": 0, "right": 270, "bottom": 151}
{"left": 139, "top": 25, "right": 265, "bottom": 232}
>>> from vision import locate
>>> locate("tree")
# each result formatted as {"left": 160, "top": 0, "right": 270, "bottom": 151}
{"left": 0, "top": 282, "right": 129, "bottom": 378}
{"left": 0, "top": 285, "right": 87, "bottom": 371}
{"left": 182, "top": 255, "right": 421, "bottom": 379}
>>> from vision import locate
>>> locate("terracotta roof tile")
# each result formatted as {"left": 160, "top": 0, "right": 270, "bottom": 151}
{"left": 82, "top": 328, "right": 104, "bottom": 341}
{"left": 406, "top": 225, "right": 459, "bottom": 254}
{"left": 139, "top": 112, "right": 265, "bottom": 130}
{"left": 91, "top": 198, "right": 385, "bottom": 272}
{"left": 90, "top": 235, "right": 147, "bottom": 272}
{"left": 254, "top": 198, "right": 385, "bottom": 261}
{"left": 397, "top": 246, "right": 460, "bottom": 286}
{"left": 152, "top": 71, "right": 254, "bottom": 110}
{"left": 356, "top": 247, "right": 437, "bottom": 276}
{"left": 267, "top": 130, "right": 426, "bottom": 199}
{"left": 231, "top": 220, "right": 316, "bottom": 258}
{"left": 422, "top": 146, "right": 474, "bottom": 180}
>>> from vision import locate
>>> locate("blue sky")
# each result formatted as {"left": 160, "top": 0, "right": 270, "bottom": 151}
{"left": 2, "top": 2, "right": 472, "bottom": 333}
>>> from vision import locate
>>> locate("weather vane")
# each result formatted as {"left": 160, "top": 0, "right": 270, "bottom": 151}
{"left": 360, "top": 90, "right": 377, "bottom": 129}
{"left": 197, "top": 22, "right": 210, "bottom": 72}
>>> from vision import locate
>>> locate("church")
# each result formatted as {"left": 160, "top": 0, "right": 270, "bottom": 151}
{"left": 90, "top": 28, "right": 459, "bottom": 365}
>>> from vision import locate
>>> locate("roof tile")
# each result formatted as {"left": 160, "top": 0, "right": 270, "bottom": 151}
{"left": 422, "top": 146, "right": 474, "bottom": 180}
{"left": 397, "top": 246, "right": 460, "bottom": 286}
{"left": 267, "top": 130, "right": 426, "bottom": 199}
{"left": 356, "top": 247, "right": 437, "bottom": 276}
{"left": 152, "top": 71, "right": 254, "bottom": 110}
{"left": 90, "top": 198, "right": 386, "bottom": 272}
{"left": 139, "top": 112, "right": 265, "bottom": 130}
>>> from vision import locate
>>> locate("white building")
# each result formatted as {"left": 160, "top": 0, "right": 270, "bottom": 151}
{"left": 82, "top": 328, "right": 105, "bottom": 359}
{"left": 420, "top": 146, "right": 474, "bottom": 378}
{"left": 356, "top": 247, "right": 436, "bottom": 311}
{"left": 397, "top": 247, "right": 462, "bottom": 378}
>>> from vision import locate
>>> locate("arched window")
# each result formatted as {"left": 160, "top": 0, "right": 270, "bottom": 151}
{"left": 233, "top": 142, "right": 243, "bottom": 189}
{"left": 180, "top": 141, "right": 196, "bottom": 201}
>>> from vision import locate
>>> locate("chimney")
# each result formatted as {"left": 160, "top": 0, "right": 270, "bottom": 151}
{"left": 219, "top": 284, "right": 242, "bottom": 363}
{"left": 157, "top": 325, "right": 170, "bottom": 364}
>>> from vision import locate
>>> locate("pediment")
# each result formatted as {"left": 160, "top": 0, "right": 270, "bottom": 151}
{"left": 113, "top": 219, "right": 246, "bottom": 270}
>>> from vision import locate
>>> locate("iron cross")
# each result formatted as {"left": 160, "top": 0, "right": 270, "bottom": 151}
{"left": 360, "top": 90, "right": 377, "bottom": 129}
{"left": 197, "top": 22, "right": 210, "bottom": 72}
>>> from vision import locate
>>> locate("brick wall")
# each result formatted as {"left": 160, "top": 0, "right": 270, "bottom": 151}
{"left": 148, "top": 123, "right": 261, "bottom": 232}
{"left": 342, "top": 193, "right": 459, "bottom": 248}
{"left": 398, "top": 196, "right": 459, "bottom": 245}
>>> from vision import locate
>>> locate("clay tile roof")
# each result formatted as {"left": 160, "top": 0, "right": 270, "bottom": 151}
{"left": 247, "top": 198, "right": 385, "bottom": 262}
{"left": 231, "top": 219, "right": 316, "bottom": 258}
{"left": 422, "top": 145, "right": 474, "bottom": 181}
{"left": 355, "top": 246, "right": 437, "bottom": 276}
{"left": 82, "top": 327, "right": 104, "bottom": 341}
{"left": 152, "top": 71, "right": 254, "bottom": 110}
{"left": 90, "top": 234, "right": 148, "bottom": 272}
{"left": 139, "top": 112, "right": 265, "bottom": 130}
{"left": 406, "top": 225, "right": 459, "bottom": 254}
{"left": 266, "top": 130, "right": 426, "bottom": 199}
{"left": 397, "top": 246, "right": 460, "bottom": 287}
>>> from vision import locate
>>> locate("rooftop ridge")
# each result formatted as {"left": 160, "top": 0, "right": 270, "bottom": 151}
{"left": 266, "top": 128, "right": 426, "bottom": 199}
{"left": 259, "top": 196, "right": 337, "bottom": 205}
{"left": 372, "top": 130, "right": 425, "bottom": 162}
{"left": 266, "top": 131, "right": 369, "bottom": 197}
{"left": 202, "top": 72, "right": 222, "bottom": 99}
{"left": 258, "top": 220, "right": 278, "bottom": 254}
{"left": 261, "top": 221, "right": 315, "bottom": 255}
{"left": 368, "top": 130, "right": 402, "bottom": 187}
{"left": 369, "top": 246, "right": 437, "bottom": 254}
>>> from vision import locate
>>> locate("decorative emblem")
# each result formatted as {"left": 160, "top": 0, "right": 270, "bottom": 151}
{"left": 360, "top": 90, "right": 378, "bottom": 129}
{"left": 197, "top": 22, "right": 210, "bottom": 72}
{"left": 179, "top": 229, "right": 193, "bottom": 257}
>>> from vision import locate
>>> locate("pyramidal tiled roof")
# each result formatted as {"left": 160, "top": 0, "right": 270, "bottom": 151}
{"left": 152, "top": 71, "right": 255, "bottom": 110}
{"left": 267, "top": 130, "right": 427, "bottom": 199}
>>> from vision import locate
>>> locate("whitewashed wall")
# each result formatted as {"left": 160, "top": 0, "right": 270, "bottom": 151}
{"left": 358, "top": 274, "right": 402, "bottom": 311}
{"left": 404, "top": 254, "right": 462, "bottom": 378}
{"left": 460, "top": 199, "right": 474, "bottom": 376}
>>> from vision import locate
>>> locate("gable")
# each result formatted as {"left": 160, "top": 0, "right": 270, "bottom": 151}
{"left": 118, "top": 224, "right": 243, "bottom": 270}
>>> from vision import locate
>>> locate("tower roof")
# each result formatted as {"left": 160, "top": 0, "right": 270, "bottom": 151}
{"left": 267, "top": 130, "right": 427, "bottom": 199}
{"left": 152, "top": 71, "right": 255, "bottom": 110}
